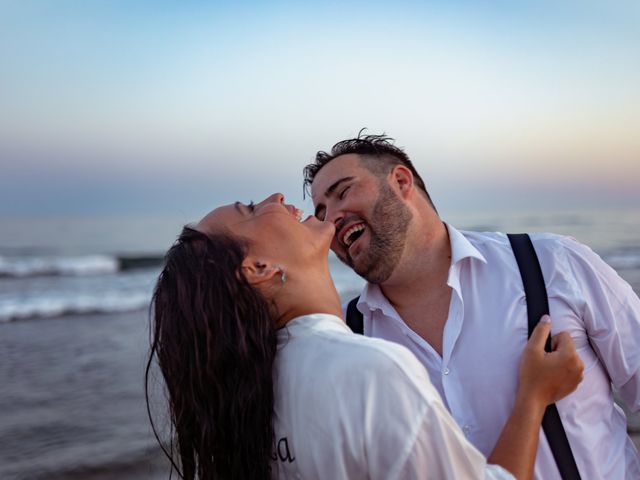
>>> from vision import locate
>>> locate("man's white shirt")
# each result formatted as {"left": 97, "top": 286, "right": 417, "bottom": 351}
{"left": 271, "top": 313, "right": 513, "bottom": 479}
{"left": 352, "top": 224, "right": 640, "bottom": 479}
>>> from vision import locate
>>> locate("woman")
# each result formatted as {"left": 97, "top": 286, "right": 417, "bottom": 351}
{"left": 146, "top": 193, "right": 583, "bottom": 480}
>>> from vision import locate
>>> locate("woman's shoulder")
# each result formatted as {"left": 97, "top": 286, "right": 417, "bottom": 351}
{"left": 289, "top": 325, "right": 439, "bottom": 402}
{"left": 327, "top": 329, "right": 421, "bottom": 370}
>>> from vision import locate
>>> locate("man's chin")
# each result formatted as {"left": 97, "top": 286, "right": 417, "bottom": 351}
{"left": 351, "top": 258, "right": 373, "bottom": 280}
{"left": 338, "top": 251, "right": 379, "bottom": 282}
{"left": 346, "top": 252, "right": 361, "bottom": 271}
{"left": 334, "top": 247, "right": 355, "bottom": 266}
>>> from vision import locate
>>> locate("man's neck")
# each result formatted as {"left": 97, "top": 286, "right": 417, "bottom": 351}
{"left": 379, "top": 219, "right": 452, "bottom": 310}
{"left": 377, "top": 218, "right": 453, "bottom": 357}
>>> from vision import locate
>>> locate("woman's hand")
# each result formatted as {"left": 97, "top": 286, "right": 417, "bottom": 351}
{"left": 488, "top": 316, "right": 584, "bottom": 479}
{"left": 518, "top": 315, "right": 585, "bottom": 407}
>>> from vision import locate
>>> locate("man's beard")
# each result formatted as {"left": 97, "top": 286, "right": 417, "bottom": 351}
{"left": 343, "top": 183, "right": 412, "bottom": 284}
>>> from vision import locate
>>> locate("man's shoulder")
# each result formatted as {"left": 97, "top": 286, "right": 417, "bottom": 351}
{"left": 459, "top": 228, "right": 576, "bottom": 256}
{"left": 458, "top": 229, "right": 508, "bottom": 245}
{"left": 527, "top": 232, "right": 589, "bottom": 261}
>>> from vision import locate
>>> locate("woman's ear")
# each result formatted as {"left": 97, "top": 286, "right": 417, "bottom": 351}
{"left": 241, "top": 258, "right": 282, "bottom": 286}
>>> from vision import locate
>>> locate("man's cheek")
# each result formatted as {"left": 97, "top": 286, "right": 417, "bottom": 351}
{"left": 329, "top": 238, "right": 351, "bottom": 264}
{"left": 329, "top": 237, "right": 341, "bottom": 254}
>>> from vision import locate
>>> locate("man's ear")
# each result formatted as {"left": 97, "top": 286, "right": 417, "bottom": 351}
{"left": 390, "top": 165, "right": 414, "bottom": 198}
{"left": 241, "top": 257, "right": 281, "bottom": 286}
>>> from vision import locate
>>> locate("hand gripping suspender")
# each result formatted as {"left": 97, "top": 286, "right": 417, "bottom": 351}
{"left": 345, "top": 233, "right": 581, "bottom": 479}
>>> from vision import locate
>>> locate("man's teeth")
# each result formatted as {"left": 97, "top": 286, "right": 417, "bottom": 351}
{"left": 343, "top": 224, "right": 365, "bottom": 246}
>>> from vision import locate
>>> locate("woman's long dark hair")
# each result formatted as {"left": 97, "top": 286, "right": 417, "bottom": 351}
{"left": 145, "top": 227, "right": 277, "bottom": 479}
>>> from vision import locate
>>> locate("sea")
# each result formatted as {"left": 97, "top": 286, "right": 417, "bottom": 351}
{"left": 1, "top": 209, "right": 639, "bottom": 479}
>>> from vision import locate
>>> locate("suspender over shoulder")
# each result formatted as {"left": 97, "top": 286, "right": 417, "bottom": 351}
{"left": 345, "top": 233, "right": 580, "bottom": 479}
{"left": 507, "top": 233, "right": 580, "bottom": 480}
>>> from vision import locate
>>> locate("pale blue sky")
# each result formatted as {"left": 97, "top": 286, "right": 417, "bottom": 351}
{"left": 1, "top": 0, "right": 639, "bottom": 217}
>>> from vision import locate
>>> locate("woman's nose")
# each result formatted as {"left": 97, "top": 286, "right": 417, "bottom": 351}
{"left": 323, "top": 206, "right": 343, "bottom": 228}
{"left": 258, "top": 192, "right": 284, "bottom": 207}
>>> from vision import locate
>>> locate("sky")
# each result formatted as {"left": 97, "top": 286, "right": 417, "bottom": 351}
{"left": 1, "top": 0, "right": 639, "bottom": 218}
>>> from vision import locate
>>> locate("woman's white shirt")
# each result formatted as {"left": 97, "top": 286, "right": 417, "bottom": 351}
{"left": 271, "top": 313, "right": 513, "bottom": 479}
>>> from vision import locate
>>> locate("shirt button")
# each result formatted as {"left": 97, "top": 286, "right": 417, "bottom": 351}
{"left": 443, "top": 367, "right": 450, "bottom": 375}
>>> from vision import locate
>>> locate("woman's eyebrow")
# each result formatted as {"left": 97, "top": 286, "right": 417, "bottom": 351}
{"left": 234, "top": 202, "right": 247, "bottom": 214}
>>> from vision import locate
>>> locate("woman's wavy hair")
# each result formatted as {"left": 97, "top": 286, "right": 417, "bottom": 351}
{"left": 145, "top": 226, "right": 277, "bottom": 480}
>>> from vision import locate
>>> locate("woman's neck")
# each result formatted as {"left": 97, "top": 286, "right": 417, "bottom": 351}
{"left": 273, "top": 266, "right": 343, "bottom": 328}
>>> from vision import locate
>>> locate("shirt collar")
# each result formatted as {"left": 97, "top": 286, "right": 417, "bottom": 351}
{"left": 445, "top": 223, "right": 487, "bottom": 266}
{"left": 359, "top": 282, "right": 398, "bottom": 317}
{"left": 277, "top": 313, "right": 348, "bottom": 346}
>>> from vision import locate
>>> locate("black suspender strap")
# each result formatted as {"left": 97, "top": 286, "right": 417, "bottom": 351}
{"left": 507, "top": 233, "right": 581, "bottom": 480}
{"left": 346, "top": 296, "right": 363, "bottom": 334}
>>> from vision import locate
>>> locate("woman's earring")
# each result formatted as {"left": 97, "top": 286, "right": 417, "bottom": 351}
{"left": 275, "top": 265, "right": 286, "bottom": 285}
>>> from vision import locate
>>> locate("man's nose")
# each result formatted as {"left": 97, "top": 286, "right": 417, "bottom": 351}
{"left": 324, "top": 206, "right": 344, "bottom": 230}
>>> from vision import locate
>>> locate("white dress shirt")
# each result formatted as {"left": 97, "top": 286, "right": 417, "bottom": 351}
{"left": 353, "top": 224, "right": 640, "bottom": 479}
{"left": 271, "top": 313, "right": 513, "bottom": 479}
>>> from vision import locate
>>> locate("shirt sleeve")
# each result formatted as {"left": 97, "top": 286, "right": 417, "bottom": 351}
{"left": 560, "top": 236, "right": 640, "bottom": 412}
{"left": 359, "top": 342, "right": 514, "bottom": 480}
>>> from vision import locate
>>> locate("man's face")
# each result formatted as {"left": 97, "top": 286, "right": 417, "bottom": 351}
{"left": 311, "top": 154, "right": 412, "bottom": 284}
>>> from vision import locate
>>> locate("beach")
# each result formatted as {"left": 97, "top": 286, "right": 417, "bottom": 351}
{"left": 1, "top": 210, "right": 639, "bottom": 479}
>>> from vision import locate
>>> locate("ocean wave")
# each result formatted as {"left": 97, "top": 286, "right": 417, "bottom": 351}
{"left": 0, "top": 292, "right": 152, "bottom": 322}
{"left": 0, "top": 254, "right": 163, "bottom": 278}
{"left": 0, "top": 255, "right": 119, "bottom": 277}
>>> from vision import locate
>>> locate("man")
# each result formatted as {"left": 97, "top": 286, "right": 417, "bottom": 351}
{"left": 304, "top": 133, "right": 640, "bottom": 479}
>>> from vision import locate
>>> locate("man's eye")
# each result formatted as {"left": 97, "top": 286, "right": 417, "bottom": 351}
{"left": 248, "top": 201, "right": 255, "bottom": 212}
{"left": 339, "top": 186, "right": 350, "bottom": 200}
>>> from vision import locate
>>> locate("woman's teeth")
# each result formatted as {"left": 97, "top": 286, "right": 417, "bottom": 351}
{"left": 343, "top": 224, "right": 365, "bottom": 246}
{"left": 295, "top": 209, "right": 303, "bottom": 222}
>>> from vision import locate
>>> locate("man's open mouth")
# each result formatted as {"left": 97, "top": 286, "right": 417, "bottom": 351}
{"left": 341, "top": 223, "right": 366, "bottom": 247}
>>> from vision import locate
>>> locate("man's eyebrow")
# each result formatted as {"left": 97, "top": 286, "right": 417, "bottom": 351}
{"left": 234, "top": 202, "right": 245, "bottom": 214}
{"left": 323, "top": 176, "right": 354, "bottom": 198}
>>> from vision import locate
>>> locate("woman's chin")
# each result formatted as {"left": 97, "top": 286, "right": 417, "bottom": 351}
{"left": 320, "top": 225, "right": 337, "bottom": 248}
{"left": 296, "top": 215, "right": 334, "bottom": 255}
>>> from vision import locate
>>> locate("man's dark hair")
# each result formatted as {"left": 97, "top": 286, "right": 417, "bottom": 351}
{"left": 303, "top": 132, "right": 437, "bottom": 211}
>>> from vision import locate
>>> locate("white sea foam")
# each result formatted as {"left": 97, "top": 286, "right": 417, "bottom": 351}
{"left": 0, "top": 255, "right": 119, "bottom": 277}
{"left": 0, "top": 291, "right": 151, "bottom": 322}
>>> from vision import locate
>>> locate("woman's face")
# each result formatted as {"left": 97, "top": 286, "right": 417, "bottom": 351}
{"left": 196, "top": 193, "right": 335, "bottom": 264}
